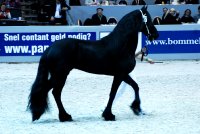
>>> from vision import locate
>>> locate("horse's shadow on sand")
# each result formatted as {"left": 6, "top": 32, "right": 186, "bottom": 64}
{"left": 34, "top": 116, "right": 103, "bottom": 124}
{"left": 33, "top": 112, "right": 155, "bottom": 124}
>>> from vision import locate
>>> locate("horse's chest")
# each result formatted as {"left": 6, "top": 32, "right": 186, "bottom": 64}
{"left": 117, "top": 58, "right": 136, "bottom": 73}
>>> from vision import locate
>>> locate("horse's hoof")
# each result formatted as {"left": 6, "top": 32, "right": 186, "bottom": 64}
{"left": 132, "top": 108, "right": 142, "bottom": 116}
{"left": 130, "top": 101, "right": 143, "bottom": 116}
{"left": 32, "top": 112, "right": 42, "bottom": 122}
{"left": 59, "top": 114, "right": 73, "bottom": 122}
{"left": 102, "top": 112, "right": 116, "bottom": 121}
{"left": 130, "top": 105, "right": 145, "bottom": 116}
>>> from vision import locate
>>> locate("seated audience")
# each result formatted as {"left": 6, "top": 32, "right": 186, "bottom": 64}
{"left": 85, "top": 0, "right": 98, "bottom": 5}
{"left": 77, "top": 19, "right": 82, "bottom": 25}
{"left": 0, "top": 3, "right": 11, "bottom": 19}
{"left": 91, "top": 7, "right": 107, "bottom": 25}
{"left": 161, "top": 7, "right": 168, "bottom": 20}
{"left": 49, "top": 0, "right": 71, "bottom": 25}
{"left": 171, "top": 0, "right": 181, "bottom": 4}
{"left": 180, "top": 9, "right": 195, "bottom": 23}
{"left": 132, "top": 0, "right": 146, "bottom": 5}
{"left": 4, "top": 0, "right": 20, "bottom": 8}
{"left": 14, "top": 0, "right": 21, "bottom": 8}
{"left": 153, "top": 16, "right": 162, "bottom": 25}
{"left": 119, "top": 0, "right": 128, "bottom": 5}
{"left": 109, "top": 0, "right": 116, "bottom": 5}
{"left": 162, "top": 8, "right": 181, "bottom": 24}
{"left": 100, "top": 0, "right": 109, "bottom": 5}
{"left": 5, "top": 0, "right": 11, "bottom": 7}
{"left": 193, "top": 6, "right": 200, "bottom": 23}
{"left": 84, "top": 18, "right": 93, "bottom": 25}
{"left": 185, "top": 0, "right": 199, "bottom": 4}
{"left": 69, "top": 0, "right": 81, "bottom": 6}
{"left": 107, "top": 17, "right": 117, "bottom": 25}
{"left": 154, "top": 0, "right": 167, "bottom": 4}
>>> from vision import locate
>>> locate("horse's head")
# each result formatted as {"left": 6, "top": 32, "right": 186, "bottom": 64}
{"left": 140, "top": 6, "right": 159, "bottom": 41}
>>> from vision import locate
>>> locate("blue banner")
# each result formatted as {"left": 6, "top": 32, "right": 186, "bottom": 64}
{"left": 0, "top": 32, "right": 96, "bottom": 56}
{"left": 142, "top": 30, "right": 200, "bottom": 54}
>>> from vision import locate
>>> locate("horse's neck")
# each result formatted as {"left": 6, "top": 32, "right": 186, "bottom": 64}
{"left": 105, "top": 29, "right": 139, "bottom": 55}
{"left": 102, "top": 11, "right": 141, "bottom": 55}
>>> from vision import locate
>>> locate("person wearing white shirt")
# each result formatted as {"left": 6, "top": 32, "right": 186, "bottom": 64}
{"left": 85, "top": 0, "right": 99, "bottom": 5}
{"left": 49, "top": 0, "right": 71, "bottom": 25}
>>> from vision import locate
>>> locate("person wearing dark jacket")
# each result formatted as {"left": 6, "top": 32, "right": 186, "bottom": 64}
{"left": 154, "top": 0, "right": 167, "bottom": 4}
{"left": 185, "top": 0, "right": 199, "bottom": 4}
{"left": 91, "top": 7, "right": 107, "bottom": 25}
{"left": 162, "top": 8, "right": 181, "bottom": 24}
{"left": 69, "top": 0, "right": 81, "bottom": 6}
{"left": 119, "top": 0, "right": 128, "bottom": 5}
{"left": 180, "top": 9, "right": 195, "bottom": 23}
{"left": 132, "top": 0, "right": 146, "bottom": 5}
{"left": 49, "top": 0, "right": 71, "bottom": 25}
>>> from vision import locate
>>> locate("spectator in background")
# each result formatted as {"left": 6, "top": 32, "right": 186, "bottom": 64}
{"left": 107, "top": 17, "right": 117, "bottom": 25}
{"left": 185, "top": 0, "right": 199, "bottom": 4}
{"left": 161, "top": 7, "right": 168, "bottom": 20}
{"left": 91, "top": 7, "right": 107, "bottom": 25}
{"left": 84, "top": 18, "right": 93, "bottom": 25}
{"left": 69, "top": 0, "right": 81, "bottom": 6}
{"left": 0, "top": 3, "right": 11, "bottom": 19}
{"left": 14, "top": 0, "right": 20, "bottom": 8}
{"left": 162, "top": 8, "right": 181, "bottom": 24}
{"left": 100, "top": 0, "right": 109, "bottom": 5}
{"left": 49, "top": 0, "right": 71, "bottom": 25}
{"left": 85, "top": 0, "right": 98, "bottom": 5}
{"left": 132, "top": 0, "right": 146, "bottom": 5}
{"left": 171, "top": 0, "right": 181, "bottom": 4}
{"left": 7, "top": 0, "right": 20, "bottom": 8}
{"left": 154, "top": 0, "right": 167, "bottom": 4}
{"left": 193, "top": 6, "right": 200, "bottom": 23}
{"left": 119, "top": 0, "right": 127, "bottom": 5}
{"left": 178, "top": 0, "right": 185, "bottom": 3}
{"left": 4, "top": 0, "right": 11, "bottom": 8}
{"left": 4, "top": 0, "right": 20, "bottom": 8}
{"left": 180, "top": 9, "right": 195, "bottom": 23}
{"left": 153, "top": 16, "right": 162, "bottom": 25}
{"left": 109, "top": 0, "right": 116, "bottom": 5}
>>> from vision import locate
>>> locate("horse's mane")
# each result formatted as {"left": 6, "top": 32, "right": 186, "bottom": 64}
{"left": 100, "top": 10, "right": 143, "bottom": 54}
{"left": 102, "top": 10, "right": 142, "bottom": 44}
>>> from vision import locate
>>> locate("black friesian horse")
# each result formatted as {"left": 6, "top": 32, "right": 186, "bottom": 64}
{"left": 28, "top": 6, "right": 159, "bottom": 122}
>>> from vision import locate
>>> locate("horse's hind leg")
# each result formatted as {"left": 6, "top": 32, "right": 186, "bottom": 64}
{"left": 51, "top": 69, "right": 72, "bottom": 122}
{"left": 123, "top": 75, "right": 142, "bottom": 115}
{"left": 102, "top": 76, "right": 122, "bottom": 121}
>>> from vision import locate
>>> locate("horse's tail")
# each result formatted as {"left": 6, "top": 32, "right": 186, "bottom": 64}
{"left": 28, "top": 48, "right": 51, "bottom": 121}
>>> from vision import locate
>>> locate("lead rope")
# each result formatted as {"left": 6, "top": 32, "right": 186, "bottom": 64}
{"left": 140, "top": 10, "right": 150, "bottom": 61}
{"left": 139, "top": 10, "right": 151, "bottom": 39}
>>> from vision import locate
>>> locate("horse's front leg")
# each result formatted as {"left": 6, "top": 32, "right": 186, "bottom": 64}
{"left": 102, "top": 76, "right": 122, "bottom": 121}
{"left": 124, "top": 75, "right": 142, "bottom": 115}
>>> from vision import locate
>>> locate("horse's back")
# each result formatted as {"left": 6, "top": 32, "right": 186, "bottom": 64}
{"left": 45, "top": 37, "right": 135, "bottom": 75}
{"left": 44, "top": 38, "right": 77, "bottom": 66}
{"left": 45, "top": 38, "right": 100, "bottom": 66}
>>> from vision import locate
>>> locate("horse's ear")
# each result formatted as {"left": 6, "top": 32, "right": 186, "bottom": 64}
{"left": 145, "top": 5, "right": 148, "bottom": 10}
{"left": 141, "top": 5, "right": 148, "bottom": 13}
